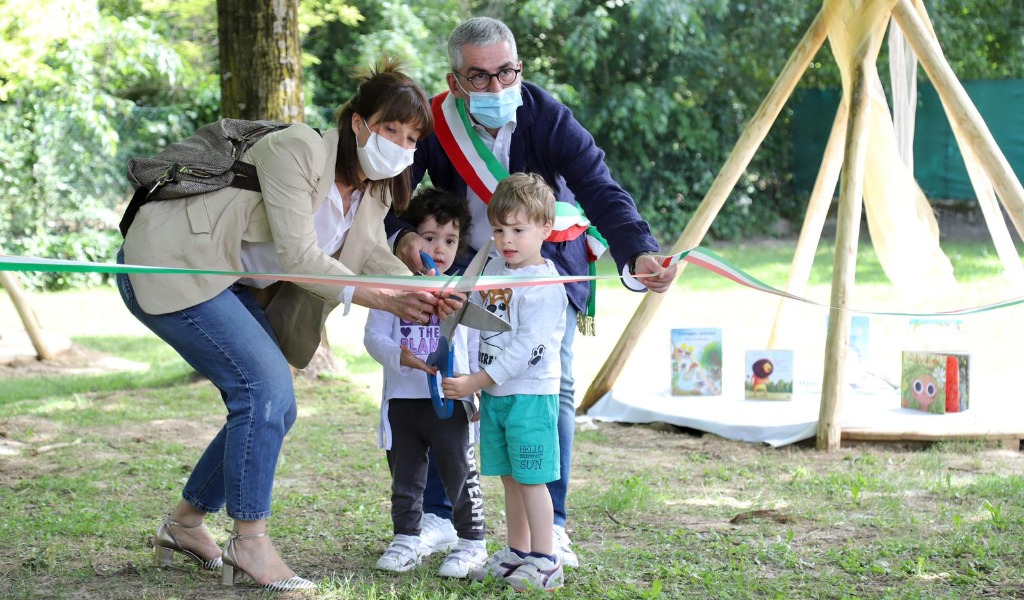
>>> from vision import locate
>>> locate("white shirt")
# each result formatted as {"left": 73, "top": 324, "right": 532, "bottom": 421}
{"left": 240, "top": 183, "right": 360, "bottom": 307}
{"left": 465, "top": 118, "right": 517, "bottom": 255}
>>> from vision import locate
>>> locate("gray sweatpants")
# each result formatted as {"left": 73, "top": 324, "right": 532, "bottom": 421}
{"left": 385, "top": 399, "right": 485, "bottom": 540}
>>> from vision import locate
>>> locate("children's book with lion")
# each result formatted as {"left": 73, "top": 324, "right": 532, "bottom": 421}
{"left": 744, "top": 349, "right": 795, "bottom": 401}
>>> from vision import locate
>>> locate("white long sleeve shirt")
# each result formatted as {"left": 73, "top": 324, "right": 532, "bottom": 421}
{"left": 476, "top": 259, "right": 567, "bottom": 396}
{"left": 364, "top": 309, "right": 479, "bottom": 450}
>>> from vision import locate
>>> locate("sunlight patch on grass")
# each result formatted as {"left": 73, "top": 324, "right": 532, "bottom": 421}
{"left": 683, "top": 495, "right": 753, "bottom": 509}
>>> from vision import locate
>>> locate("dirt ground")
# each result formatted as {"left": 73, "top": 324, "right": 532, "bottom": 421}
{"left": 0, "top": 342, "right": 148, "bottom": 378}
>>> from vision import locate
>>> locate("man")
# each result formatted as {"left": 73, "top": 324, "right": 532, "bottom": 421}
{"left": 389, "top": 16, "right": 678, "bottom": 569}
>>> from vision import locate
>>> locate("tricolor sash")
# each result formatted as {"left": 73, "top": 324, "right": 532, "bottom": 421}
{"left": 432, "top": 90, "right": 607, "bottom": 333}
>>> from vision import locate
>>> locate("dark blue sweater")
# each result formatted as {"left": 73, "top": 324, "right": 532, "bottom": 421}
{"left": 402, "top": 81, "right": 660, "bottom": 313}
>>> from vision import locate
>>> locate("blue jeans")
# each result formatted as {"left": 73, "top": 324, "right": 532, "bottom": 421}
{"left": 116, "top": 252, "right": 296, "bottom": 521}
{"left": 423, "top": 303, "right": 577, "bottom": 527}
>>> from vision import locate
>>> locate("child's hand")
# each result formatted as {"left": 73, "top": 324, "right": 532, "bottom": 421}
{"left": 442, "top": 374, "right": 475, "bottom": 399}
{"left": 400, "top": 346, "right": 437, "bottom": 375}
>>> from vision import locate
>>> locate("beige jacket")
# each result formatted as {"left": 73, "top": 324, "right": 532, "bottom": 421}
{"left": 123, "top": 124, "right": 409, "bottom": 367}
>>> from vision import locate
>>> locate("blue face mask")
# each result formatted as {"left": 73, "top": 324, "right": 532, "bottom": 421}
{"left": 466, "top": 86, "right": 523, "bottom": 129}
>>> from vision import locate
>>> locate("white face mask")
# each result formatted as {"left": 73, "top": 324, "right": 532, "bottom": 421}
{"left": 356, "top": 119, "right": 416, "bottom": 181}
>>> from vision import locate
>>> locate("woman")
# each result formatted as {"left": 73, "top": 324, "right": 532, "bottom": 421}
{"left": 117, "top": 59, "right": 451, "bottom": 591}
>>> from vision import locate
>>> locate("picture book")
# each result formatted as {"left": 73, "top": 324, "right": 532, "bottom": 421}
{"left": 670, "top": 328, "right": 722, "bottom": 396}
{"left": 900, "top": 351, "right": 970, "bottom": 414}
{"left": 826, "top": 314, "right": 870, "bottom": 359}
{"left": 744, "top": 349, "right": 795, "bottom": 401}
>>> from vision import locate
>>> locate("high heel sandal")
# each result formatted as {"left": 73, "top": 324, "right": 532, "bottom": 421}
{"left": 221, "top": 531, "right": 317, "bottom": 591}
{"left": 153, "top": 515, "right": 223, "bottom": 570}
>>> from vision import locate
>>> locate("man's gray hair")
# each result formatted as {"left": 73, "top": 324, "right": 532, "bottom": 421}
{"left": 447, "top": 17, "right": 518, "bottom": 72}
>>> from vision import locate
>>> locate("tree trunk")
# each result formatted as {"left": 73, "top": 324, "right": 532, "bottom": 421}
{"left": 218, "top": 0, "right": 340, "bottom": 377}
{"left": 217, "top": 0, "right": 304, "bottom": 123}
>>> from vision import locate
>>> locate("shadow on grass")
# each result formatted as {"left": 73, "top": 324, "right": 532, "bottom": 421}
{"left": 0, "top": 335, "right": 194, "bottom": 406}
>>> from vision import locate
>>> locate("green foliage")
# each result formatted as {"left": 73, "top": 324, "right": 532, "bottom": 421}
{"left": 302, "top": 0, "right": 461, "bottom": 126}
{"left": 4, "top": 0, "right": 1024, "bottom": 290}
{"left": 497, "top": 0, "right": 814, "bottom": 242}
{"left": 0, "top": 0, "right": 219, "bottom": 289}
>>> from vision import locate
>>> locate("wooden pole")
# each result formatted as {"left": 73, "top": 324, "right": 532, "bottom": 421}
{"left": 817, "top": 59, "right": 873, "bottom": 452}
{"left": 767, "top": 101, "right": 848, "bottom": 348}
{"left": 892, "top": 0, "right": 1024, "bottom": 239}
{"left": 578, "top": 9, "right": 830, "bottom": 414}
{"left": 0, "top": 271, "right": 54, "bottom": 360}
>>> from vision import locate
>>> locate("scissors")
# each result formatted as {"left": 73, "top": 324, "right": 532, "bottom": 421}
{"left": 422, "top": 241, "right": 509, "bottom": 418}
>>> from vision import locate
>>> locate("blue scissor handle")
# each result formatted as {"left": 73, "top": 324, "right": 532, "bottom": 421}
{"left": 427, "top": 339, "right": 455, "bottom": 419}
{"left": 420, "top": 251, "right": 439, "bottom": 276}
{"left": 420, "top": 251, "right": 456, "bottom": 418}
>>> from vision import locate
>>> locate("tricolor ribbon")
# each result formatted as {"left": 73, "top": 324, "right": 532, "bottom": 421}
{"left": 2, "top": 247, "right": 1022, "bottom": 317}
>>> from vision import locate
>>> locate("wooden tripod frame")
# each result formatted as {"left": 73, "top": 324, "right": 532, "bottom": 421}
{"left": 578, "top": 0, "right": 1024, "bottom": 451}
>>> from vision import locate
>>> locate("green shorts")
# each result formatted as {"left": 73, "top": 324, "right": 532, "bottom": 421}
{"left": 479, "top": 391, "right": 560, "bottom": 485}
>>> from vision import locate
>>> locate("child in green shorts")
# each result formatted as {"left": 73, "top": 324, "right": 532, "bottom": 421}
{"left": 441, "top": 172, "right": 568, "bottom": 592}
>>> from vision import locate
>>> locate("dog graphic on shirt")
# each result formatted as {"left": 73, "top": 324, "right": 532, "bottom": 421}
{"left": 478, "top": 287, "right": 546, "bottom": 368}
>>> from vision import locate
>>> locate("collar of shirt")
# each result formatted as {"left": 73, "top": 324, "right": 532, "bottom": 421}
{"left": 315, "top": 183, "right": 362, "bottom": 257}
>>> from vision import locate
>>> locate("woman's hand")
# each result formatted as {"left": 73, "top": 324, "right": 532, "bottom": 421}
{"left": 437, "top": 291, "right": 465, "bottom": 319}
{"left": 353, "top": 283, "right": 462, "bottom": 323}
{"left": 400, "top": 346, "right": 437, "bottom": 374}
{"left": 386, "top": 289, "right": 439, "bottom": 325}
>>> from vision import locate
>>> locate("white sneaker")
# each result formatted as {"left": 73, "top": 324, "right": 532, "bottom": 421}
{"left": 552, "top": 524, "right": 579, "bottom": 568}
{"left": 375, "top": 534, "right": 423, "bottom": 572}
{"left": 419, "top": 513, "right": 457, "bottom": 555}
{"left": 437, "top": 538, "right": 487, "bottom": 578}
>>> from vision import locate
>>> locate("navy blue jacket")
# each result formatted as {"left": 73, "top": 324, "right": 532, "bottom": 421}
{"left": 400, "top": 81, "right": 660, "bottom": 313}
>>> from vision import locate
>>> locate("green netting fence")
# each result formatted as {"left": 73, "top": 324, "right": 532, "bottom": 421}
{"left": 791, "top": 79, "right": 1024, "bottom": 200}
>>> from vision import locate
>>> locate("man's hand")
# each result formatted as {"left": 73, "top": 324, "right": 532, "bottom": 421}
{"left": 395, "top": 230, "right": 429, "bottom": 274}
{"left": 633, "top": 254, "right": 678, "bottom": 294}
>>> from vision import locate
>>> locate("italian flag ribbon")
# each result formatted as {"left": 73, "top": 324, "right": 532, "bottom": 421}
{"left": 3, "top": 246, "right": 1023, "bottom": 317}
{"left": 432, "top": 91, "right": 607, "bottom": 334}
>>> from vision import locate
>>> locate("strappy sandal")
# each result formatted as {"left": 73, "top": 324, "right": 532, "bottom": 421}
{"left": 153, "top": 515, "right": 223, "bottom": 570}
{"left": 221, "top": 530, "right": 316, "bottom": 591}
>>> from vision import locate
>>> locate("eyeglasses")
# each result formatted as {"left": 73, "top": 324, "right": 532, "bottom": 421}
{"left": 455, "top": 67, "right": 521, "bottom": 91}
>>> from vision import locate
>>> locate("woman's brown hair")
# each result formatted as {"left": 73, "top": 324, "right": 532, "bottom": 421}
{"left": 334, "top": 57, "right": 433, "bottom": 211}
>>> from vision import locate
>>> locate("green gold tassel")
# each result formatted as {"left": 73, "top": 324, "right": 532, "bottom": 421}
{"left": 577, "top": 260, "right": 598, "bottom": 336}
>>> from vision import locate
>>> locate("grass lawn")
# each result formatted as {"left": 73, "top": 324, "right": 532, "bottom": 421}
{"left": 1, "top": 239, "right": 1023, "bottom": 599}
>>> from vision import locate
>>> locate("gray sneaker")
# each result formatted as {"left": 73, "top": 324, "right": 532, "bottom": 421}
{"left": 553, "top": 524, "right": 579, "bottom": 568}
{"left": 437, "top": 538, "right": 488, "bottom": 578}
{"left": 418, "top": 513, "right": 457, "bottom": 555}
{"left": 505, "top": 554, "right": 564, "bottom": 592}
{"left": 467, "top": 547, "right": 525, "bottom": 582}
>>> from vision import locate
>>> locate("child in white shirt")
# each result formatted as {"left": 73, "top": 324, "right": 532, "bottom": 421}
{"left": 363, "top": 187, "right": 486, "bottom": 578}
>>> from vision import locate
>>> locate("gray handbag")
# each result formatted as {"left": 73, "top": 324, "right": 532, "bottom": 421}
{"left": 121, "top": 118, "right": 289, "bottom": 235}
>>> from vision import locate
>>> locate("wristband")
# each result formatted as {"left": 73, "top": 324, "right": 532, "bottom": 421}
{"left": 628, "top": 251, "right": 651, "bottom": 275}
